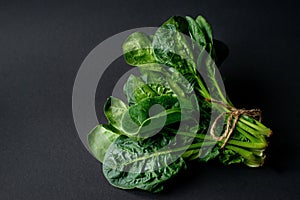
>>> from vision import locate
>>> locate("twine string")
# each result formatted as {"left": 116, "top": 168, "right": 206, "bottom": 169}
{"left": 206, "top": 98, "right": 262, "bottom": 148}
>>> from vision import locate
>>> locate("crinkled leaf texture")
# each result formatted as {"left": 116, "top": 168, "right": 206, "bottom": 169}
{"left": 104, "top": 88, "right": 195, "bottom": 139}
{"left": 103, "top": 135, "right": 187, "bottom": 193}
{"left": 123, "top": 75, "right": 157, "bottom": 105}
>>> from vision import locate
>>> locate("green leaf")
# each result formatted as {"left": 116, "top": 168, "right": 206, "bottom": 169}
{"left": 161, "top": 16, "right": 189, "bottom": 35}
{"left": 104, "top": 97, "right": 128, "bottom": 130}
{"left": 123, "top": 74, "right": 157, "bottom": 105}
{"left": 127, "top": 95, "right": 179, "bottom": 125}
{"left": 186, "top": 16, "right": 207, "bottom": 46}
{"left": 121, "top": 95, "right": 187, "bottom": 138}
{"left": 138, "top": 65, "right": 173, "bottom": 96}
{"left": 122, "top": 32, "right": 156, "bottom": 66}
{"left": 88, "top": 124, "right": 120, "bottom": 163}
{"left": 152, "top": 18, "right": 196, "bottom": 76}
{"left": 103, "top": 135, "right": 186, "bottom": 192}
{"left": 195, "top": 15, "right": 213, "bottom": 43}
{"left": 152, "top": 16, "right": 212, "bottom": 98}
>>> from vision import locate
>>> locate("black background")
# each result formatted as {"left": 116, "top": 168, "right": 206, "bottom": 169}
{"left": 1, "top": 0, "right": 299, "bottom": 199}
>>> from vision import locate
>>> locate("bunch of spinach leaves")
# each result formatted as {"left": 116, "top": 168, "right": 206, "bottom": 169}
{"left": 88, "top": 15, "right": 272, "bottom": 192}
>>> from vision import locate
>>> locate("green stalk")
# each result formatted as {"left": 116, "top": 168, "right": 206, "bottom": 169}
{"left": 239, "top": 117, "right": 272, "bottom": 136}
{"left": 172, "top": 129, "right": 267, "bottom": 149}
{"left": 235, "top": 126, "right": 260, "bottom": 143}
{"left": 195, "top": 77, "right": 210, "bottom": 98}
{"left": 225, "top": 145, "right": 265, "bottom": 167}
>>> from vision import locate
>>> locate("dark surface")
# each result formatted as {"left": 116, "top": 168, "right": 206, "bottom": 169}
{"left": 1, "top": 0, "right": 299, "bottom": 199}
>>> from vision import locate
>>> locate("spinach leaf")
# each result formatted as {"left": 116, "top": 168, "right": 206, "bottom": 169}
{"left": 186, "top": 16, "right": 208, "bottom": 46}
{"left": 122, "top": 32, "right": 156, "bottom": 66}
{"left": 138, "top": 63, "right": 196, "bottom": 102}
{"left": 195, "top": 15, "right": 213, "bottom": 44}
{"left": 190, "top": 15, "right": 228, "bottom": 66}
{"left": 161, "top": 16, "right": 189, "bottom": 34}
{"left": 152, "top": 18, "right": 196, "bottom": 76}
{"left": 127, "top": 95, "right": 179, "bottom": 125}
{"left": 104, "top": 97, "right": 128, "bottom": 130}
{"left": 121, "top": 95, "right": 188, "bottom": 138}
{"left": 103, "top": 135, "right": 186, "bottom": 192}
{"left": 88, "top": 124, "right": 120, "bottom": 163}
{"left": 123, "top": 74, "right": 157, "bottom": 105}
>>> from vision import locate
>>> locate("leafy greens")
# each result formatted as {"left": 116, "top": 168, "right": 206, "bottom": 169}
{"left": 88, "top": 15, "right": 272, "bottom": 192}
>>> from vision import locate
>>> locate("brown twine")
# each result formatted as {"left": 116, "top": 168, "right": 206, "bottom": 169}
{"left": 206, "top": 98, "right": 262, "bottom": 149}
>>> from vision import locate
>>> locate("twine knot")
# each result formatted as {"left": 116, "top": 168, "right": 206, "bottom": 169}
{"left": 206, "top": 98, "right": 262, "bottom": 148}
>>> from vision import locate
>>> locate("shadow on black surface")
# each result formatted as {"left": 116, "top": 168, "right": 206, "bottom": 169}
{"left": 264, "top": 131, "right": 297, "bottom": 173}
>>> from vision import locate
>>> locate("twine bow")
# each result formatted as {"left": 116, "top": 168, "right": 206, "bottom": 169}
{"left": 206, "top": 98, "right": 262, "bottom": 149}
